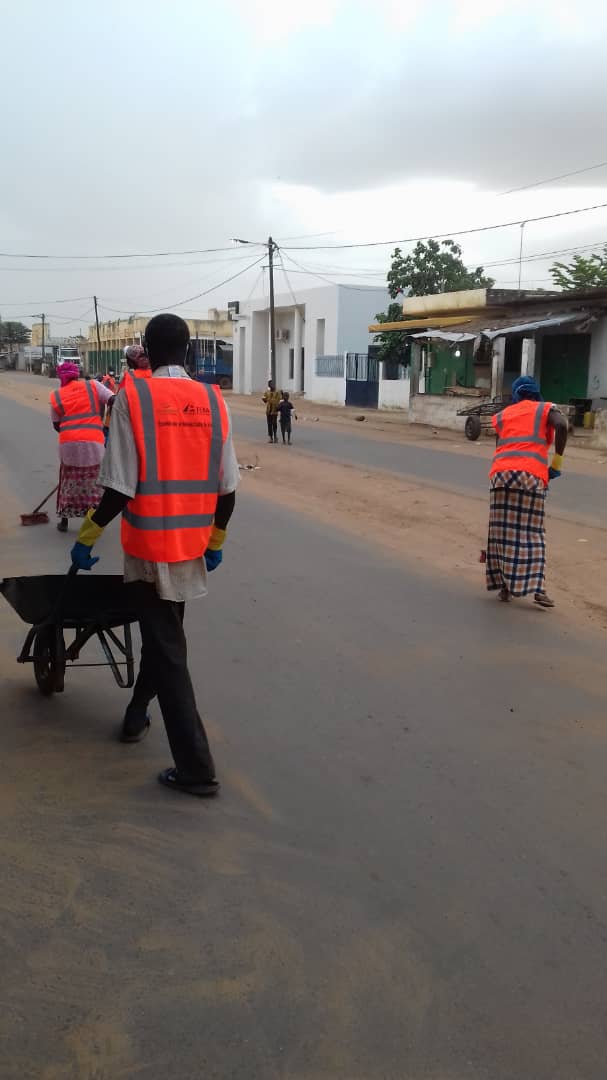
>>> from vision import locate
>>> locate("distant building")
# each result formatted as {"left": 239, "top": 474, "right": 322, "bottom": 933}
{"left": 232, "top": 283, "right": 394, "bottom": 406}
{"left": 84, "top": 310, "right": 233, "bottom": 374}
{"left": 368, "top": 286, "right": 607, "bottom": 430}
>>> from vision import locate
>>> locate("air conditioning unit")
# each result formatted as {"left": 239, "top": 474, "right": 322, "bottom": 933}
{"left": 276, "top": 328, "right": 290, "bottom": 342}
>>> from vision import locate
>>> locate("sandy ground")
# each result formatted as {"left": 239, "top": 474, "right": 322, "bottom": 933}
{"left": 2, "top": 371, "right": 605, "bottom": 633}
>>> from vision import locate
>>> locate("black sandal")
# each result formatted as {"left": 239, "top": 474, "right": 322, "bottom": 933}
{"left": 534, "top": 593, "right": 555, "bottom": 608}
{"left": 499, "top": 587, "right": 511, "bottom": 602}
{"left": 158, "top": 767, "right": 220, "bottom": 798}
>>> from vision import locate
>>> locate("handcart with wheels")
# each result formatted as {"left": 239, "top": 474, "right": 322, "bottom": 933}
{"left": 457, "top": 397, "right": 509, "bottom": 441}
{"left": 0, "top": 567, "right": 137, "bottom": 696}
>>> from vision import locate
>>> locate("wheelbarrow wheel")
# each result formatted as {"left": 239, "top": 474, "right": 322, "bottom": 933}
{"left": 465, "top": 414, "right": 482, "bottom": 441}
{"left": 33, "top": 627, "right": 66, "bottom": 696}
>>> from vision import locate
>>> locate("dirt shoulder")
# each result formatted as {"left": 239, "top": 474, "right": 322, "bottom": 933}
{"left": 227, "top": 391, "right": 607, "bottom": 477}
{"left": 1, "top": 372, "right": 605, "bottom": 633}
{"left": 234, "top": 436, "right": 607, "bottom": 636}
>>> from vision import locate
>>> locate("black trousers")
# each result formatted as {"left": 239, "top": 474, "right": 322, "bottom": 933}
{"left": 266, "top": 413, "right": 278, "bottom": 439}
{"left": 126, "top": 581, "right": 215, "bottom": 782}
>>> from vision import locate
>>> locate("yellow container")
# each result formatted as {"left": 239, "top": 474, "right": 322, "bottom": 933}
{"left": 583, "top": 411, "right": 596, "bottom": 429}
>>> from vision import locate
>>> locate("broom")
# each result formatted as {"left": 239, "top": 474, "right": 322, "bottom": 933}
{"left": 21, "top": 484, "right": 59, "bottom": 526}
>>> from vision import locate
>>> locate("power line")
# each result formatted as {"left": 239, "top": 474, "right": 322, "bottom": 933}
{"left": 278, "top": 252, "right": 299, "bottom": 308}
{"left": 0, "top": 243, "right": 261, "bottom": 261}
{"left": 499, "top": 161, "right": 607, "bottom": 196}
{"left": 98, "top": 255, "right": 266, "bottom": 317}
{"left": 281, "top": 251, "right": 386, "bottom": 292}
{"left": 281, "top": 201, "right": 607, "bottom": 251}
{"left": 0, "top": 251, "right": 262, "bottom": 275}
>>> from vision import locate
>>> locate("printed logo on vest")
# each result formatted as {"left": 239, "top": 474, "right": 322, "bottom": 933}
{"left": 182, "top": 403, "right": 211, "bottom": 415}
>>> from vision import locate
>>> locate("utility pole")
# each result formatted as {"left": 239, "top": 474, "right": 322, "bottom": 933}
{"left": 267, "top": 236, "right": 277, "bottom": 384}
{"left": 93, "top": 296, "right": 102, "bottom": 376}
{"left": 41, "top": 313, "right": 46, "bottom": 370}
{"left": 517, "top": 221, "right": 526, "bottom": 291}
{"left": 231, "top": 235, "right": 278, "bottom": 384}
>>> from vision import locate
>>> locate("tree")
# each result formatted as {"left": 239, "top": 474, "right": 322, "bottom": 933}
{"left": 549, "top": 247, "right": 607, "bottom": 290}
{"left": 0, "top": 320, "right": 31, "bottom": 355}
{"left": 373, "top": 303, "right": 410, "bottom": 368}
{"left": 386, "top": 238, "right": 494, "bottom": 299}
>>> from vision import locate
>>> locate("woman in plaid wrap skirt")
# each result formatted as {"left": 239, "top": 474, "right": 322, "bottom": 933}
{"left": 486, "top": 375, "right": 568, "bottom": 608}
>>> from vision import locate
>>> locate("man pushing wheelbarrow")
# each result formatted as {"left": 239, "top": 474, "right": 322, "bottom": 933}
{"left": 71, "top": 314, "right": 239, "bottom": 799}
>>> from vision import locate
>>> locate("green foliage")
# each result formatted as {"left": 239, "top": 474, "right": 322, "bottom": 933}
{"left": 373, "top": 303, "right": 410, "bottom": 367}
{"left": 549, "top": 247, "right": 607, "bottom": 290}
{"left": 387, "top": 238, "right": 494, "bottom": 299}
{"left": 0, "top": 320, "right": 31, "bottom": 348}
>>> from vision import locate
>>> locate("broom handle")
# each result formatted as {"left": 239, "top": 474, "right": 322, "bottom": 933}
{"left": 31, "top": 483, "right": 59, "bottom": 515}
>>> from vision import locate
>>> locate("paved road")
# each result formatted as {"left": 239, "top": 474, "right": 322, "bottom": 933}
{"left": 231, "top": 410, "right": 607, "bottom": 527}
{"left": 2, "top": 390, "right": 607, "bottom": 1079}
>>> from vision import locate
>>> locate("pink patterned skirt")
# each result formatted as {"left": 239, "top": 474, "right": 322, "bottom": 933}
{"left": 56, "top": 464, "right": 104, "bottom": 519}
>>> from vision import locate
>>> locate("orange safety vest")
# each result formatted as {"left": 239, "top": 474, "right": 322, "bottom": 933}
{"left": 51, "top": 380, "right": 105, "bottom": 446}
{"left": 121, "top": 376, "right": 229, "bottom": 563}
{"left": 490, "top": 400, "right": 553, "bottom": 483}
{"left": 118, "top": 368, "right": 152, "bottom": 391}
{"left": 102, "top": 375, "right": 116, "bottom": 392}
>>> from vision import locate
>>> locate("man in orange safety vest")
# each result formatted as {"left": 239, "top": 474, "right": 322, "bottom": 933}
{"left": 71, "top": 314, "right": 239, "bottom": 798}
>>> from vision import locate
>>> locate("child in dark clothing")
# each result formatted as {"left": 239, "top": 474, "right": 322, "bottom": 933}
{"left": 277, "top": 392, "right": 296, "bottom": 444}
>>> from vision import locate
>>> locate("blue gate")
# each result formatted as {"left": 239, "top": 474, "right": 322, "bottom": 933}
{"left": 345, "top": 352, "right": 379, "bottom": 408}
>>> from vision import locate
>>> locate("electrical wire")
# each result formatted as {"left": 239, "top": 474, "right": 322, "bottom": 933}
{"left": 98, "top": 255, "right": 266, "bottom": 317}
{"left": 281, "top": 201, "right": 607, "bottom": 251}
{"left": 0, "top": 243, "right": 263, "bottom": 261}
{"left": 278, "top": 252, "right": 299, "bottom": 308}
{"left": 499, "top": 161, "right": 607, "bottom": 196}
{"left": 280, "top": 251, "right": 386, "bottom": 292}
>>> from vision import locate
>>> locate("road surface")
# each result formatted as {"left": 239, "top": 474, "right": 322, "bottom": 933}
{"left": 1, "top": 388, "right": 607, "bottom": 1079}
{"left": 231, "top": 410, "right": 607, "bottom": 527}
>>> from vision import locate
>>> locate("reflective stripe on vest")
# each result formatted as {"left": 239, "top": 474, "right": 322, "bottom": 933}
{"left": 121, "top": 376, "right": 228, "bottom": 562}
{"left": 53, "top": 380, "right": 104, "bottom": 444}
{"left": 490, "top": 401, "right": 551, "bottom": 482}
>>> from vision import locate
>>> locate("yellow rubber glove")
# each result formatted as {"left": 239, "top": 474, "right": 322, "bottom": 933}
{"left": 551, "top": 453, "right": 564, "bottom": 472}
{"left": 207, "top": 526, "right": 227, "bottom": 552}
{"left": 77, "top": 507, "right": 105, "bottom": 547}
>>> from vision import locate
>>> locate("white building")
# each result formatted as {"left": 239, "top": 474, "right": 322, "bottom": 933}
{"left": 232, "top": 283, "right": 403, "bottom": 407}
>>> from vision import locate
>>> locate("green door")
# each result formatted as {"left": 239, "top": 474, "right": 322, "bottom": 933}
{"left": 540, "top": 334, "right": 590, "bottom": 403}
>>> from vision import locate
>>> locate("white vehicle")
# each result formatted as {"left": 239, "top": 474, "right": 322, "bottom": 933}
{"left": 57, "top": 347, "right": 81, "bottom": 366}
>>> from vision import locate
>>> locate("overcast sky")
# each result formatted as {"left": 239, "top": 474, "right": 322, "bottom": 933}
{"left": 2, "top": 0, "right": 607, "bottom": 335}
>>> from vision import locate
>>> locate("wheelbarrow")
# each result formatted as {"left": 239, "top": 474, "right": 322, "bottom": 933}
{"left": 0, "top": 566, "right": 138, "bottom": 696}
{"left": 457, "top": 397, "right": 510, "bottom": 441}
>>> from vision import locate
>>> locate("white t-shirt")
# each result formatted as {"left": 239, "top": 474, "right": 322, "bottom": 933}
{"left": 99, "top": 366, "right": 239, "bottom": 601}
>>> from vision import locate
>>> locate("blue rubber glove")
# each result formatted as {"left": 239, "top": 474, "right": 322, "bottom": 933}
{"left": 548, "top": 467, "right": 561, "bottom": 480}
{"left": 71, "top": 541, "right": 99, "bottom": 571}
{"left": 204, "top": 547, "right": 223, "bottom": 572}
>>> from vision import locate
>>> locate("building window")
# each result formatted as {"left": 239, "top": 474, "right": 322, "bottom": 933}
{"left": 289, "top": 347, "right": 294, "bottom": 380}
{"left": 315, "top": 355, "right": 344, "bottom": 377}
{"left": 316, "top": 318, "right": 326, "bottom": 356}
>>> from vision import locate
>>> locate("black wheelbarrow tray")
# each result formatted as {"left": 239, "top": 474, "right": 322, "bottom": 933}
{"left": 0, "top": 568, "right": 138, "bottom": 696}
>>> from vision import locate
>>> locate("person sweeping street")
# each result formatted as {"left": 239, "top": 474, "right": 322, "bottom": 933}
{"left": 485, "top": 374, "right": 567, "bottom": 608}
{"left": 50, "top": 362, "right": 113, "bottom": 533}
{"left": 70, "top": 314, "right": 239, "bottom": 799}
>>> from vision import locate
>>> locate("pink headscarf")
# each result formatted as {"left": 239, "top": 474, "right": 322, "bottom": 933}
{"left": 57, "top": 362, "right": 80, "bottom": 387}
{"left": 124, "top": 344, "right": 149, "bottom": 370}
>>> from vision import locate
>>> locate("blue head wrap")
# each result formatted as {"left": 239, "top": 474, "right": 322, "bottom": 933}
{"left": 511, "top": 375, "right": 542, "bottom": 403}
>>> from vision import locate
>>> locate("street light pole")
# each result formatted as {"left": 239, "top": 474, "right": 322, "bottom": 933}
{"left": 268, "top": 236, "right": 276, "bottom": 384}
{"left": 231, "top": 236, "right": 277, "bottom": 384}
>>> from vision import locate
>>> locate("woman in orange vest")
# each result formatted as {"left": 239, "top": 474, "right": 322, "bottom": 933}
{"left": 486, "top": 374, "right": 567, "bottom": 608}
{"left": 50, "top": 363, "right": 113, "bottom": 533}
{"left": 71, "top": 314, "right": 239, "bottom": 799}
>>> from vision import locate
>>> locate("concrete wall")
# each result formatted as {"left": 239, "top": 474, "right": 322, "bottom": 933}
{"left": 307, "top": 374, "right": 347, "bottom": 406}
{"left": 409, "top": 393, "right": 489, "bottom": 431}
{"left": 588, "top": 319, "right": 607, "bottom": 404}
{"left": 336, "top": 286, "right": 392, "bottom": 354}
{"left": 378, "top": 366, "right": 410, "bottom": 409}
{"left": 591, "top": 409, "right": 607, "bottom": 448}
